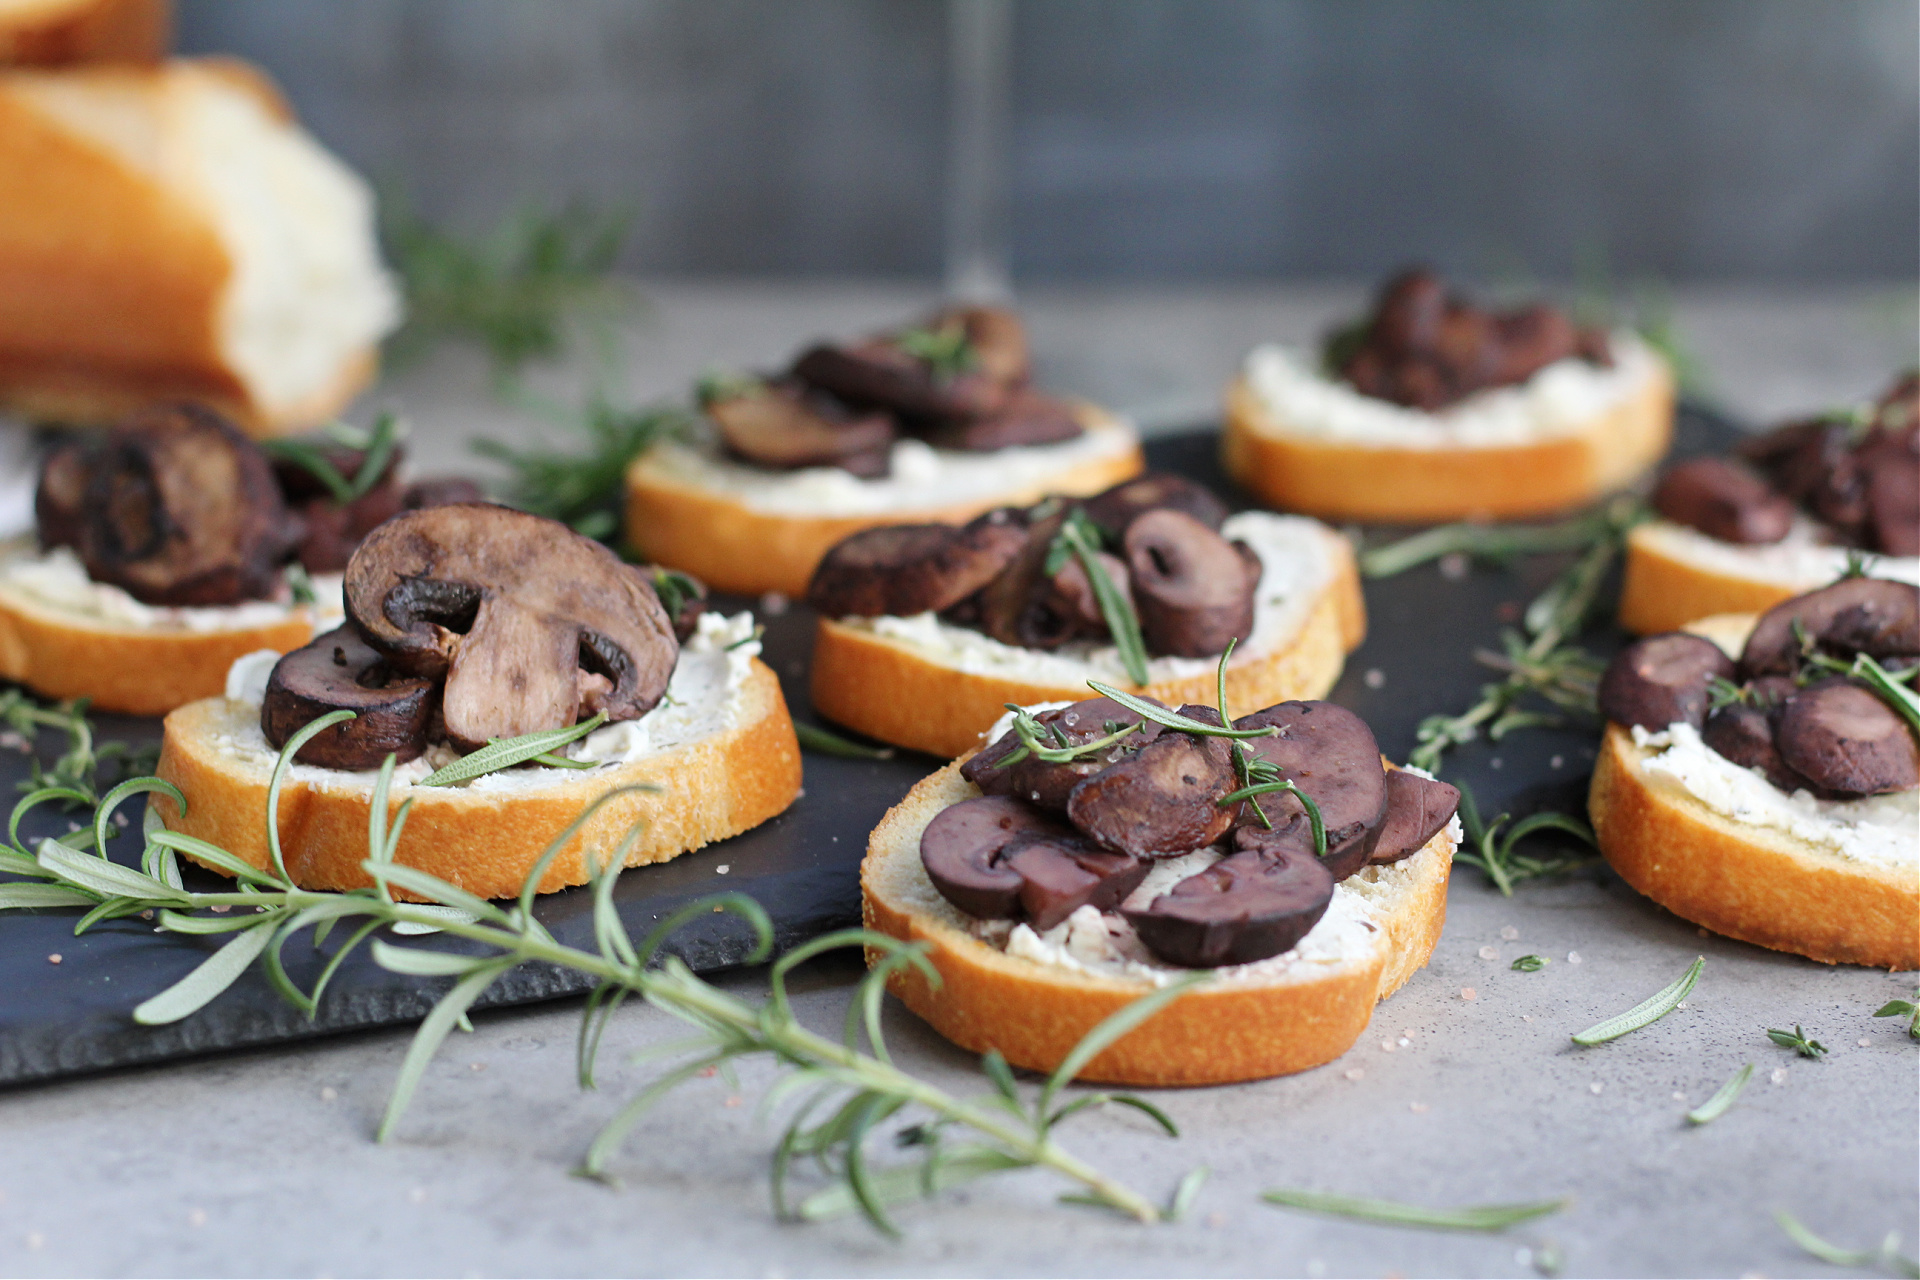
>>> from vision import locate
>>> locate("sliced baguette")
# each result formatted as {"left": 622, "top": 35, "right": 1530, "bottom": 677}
{"left": 1220, "top": 358, "right": 1674, "bottom": 522}
{"left": 862, "top": 758, "right": 1453, "bottom": 1086}
{"left": 1589, "top": 723, "right": 1917, "bottom": 970}
{"left": 623, "top": 406, "right": 1144, "bottom": 598}
{"left": 0, "top": 0, "right": 167, "bottom": 65}
{"left": 811, "top": 520, "right": 1365, "bottom": 758}
{"left": 152, "top": 659, "right": 802, "bottom": 900}
{"left": 0, "top": 58, "right": 396, "bottom": 433}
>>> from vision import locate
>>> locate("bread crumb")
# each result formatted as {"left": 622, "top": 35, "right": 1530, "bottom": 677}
{"left": 1698, "top": 927, "right": 1710, "bottom": 937}
{"left": 46, "top": 954, "right": 60, "bottom": 965}
{"left": 186, "top": 1209, "right": 206, "bottom": 1228}
{"left": 1478, "top": 945, "right": 1499, "bottom": 961}
{"left": 1363, "top": 668, "right": 1385, "bottom": 689}
{"left": 1409, "top": 1102, "right": 1429, "bottom": 1113}
{"left": 1500, "top": 926, "right": 1519, "bottom": 940}
{"left": 1344, "top": 1068, "right": 1364, "bottom": 1081}
{"left": 1521, "top": 1015, "right": 1533, "bottom": 1022}
{"left": 210, "top": 904, "right": 230, "bottom": 914}
{"left": 1460, "top": 987, "right": 1477, "bottom": 1000}
{"left": 1589, "top": 1082, "right": 1603, "bottom": 1094}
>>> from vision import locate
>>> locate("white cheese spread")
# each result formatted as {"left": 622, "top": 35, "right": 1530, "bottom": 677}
{"left": 1241, "top": 331, "right": 1661, "bottom": 447}
{"left": 641, "top": 411, "right": 1138, "bottom": 515}
{"left": 214, "top": 610, "right": 762, "bottom": 792}
{"left": 1631, "top": 722, "right": 1918, "bottom": 871}
{"left": 0, "top": 539, "right": 342, "bottom": 633}
{"left": 837, "top": 511, "right": 1337, "bottom": 688}
{"left": 1632, "top": 519, "right": 1920, "bottom": 590}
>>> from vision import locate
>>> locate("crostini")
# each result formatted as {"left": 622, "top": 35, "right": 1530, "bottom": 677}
{"left": 153, "top": 503, "right": 801, "bottom": 899}
{"left": 807, "top": 473, "right": 1366, "bottom": 757}
{"left": 863, "top": 691, "right": 1459, "bottom": 1085}
{"left": 1589, "top": 576, "right": 1919, "bottom": 969}
{"left": 1619, "top": 374, "right": 1920, "bottom": 634}
{"left": 624, "top": 305, "right": 1144, "bottom": 597}
{"left": 1222, "top": 268, "right": 1675, "bottom": 521}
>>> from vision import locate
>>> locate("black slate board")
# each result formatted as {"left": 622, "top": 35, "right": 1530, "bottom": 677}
{"left": 0, "top": 407, "right": 1743, "bottom": 1085}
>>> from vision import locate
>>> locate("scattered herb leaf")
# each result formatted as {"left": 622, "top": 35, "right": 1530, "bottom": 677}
{"left": 1571, "top": 956, "right": 1704, "bottom": 1046}
{"left": 794, "top": 722, "right": 895, "bottom": 761}
{"left": 1261, "top": 1187, "right": 1570, "bottom": 1233}
{"left": 1049, "top": 511, "right": 1151, "bottom": 686}
{"left": 1775, "top": 1211, "right": 1920, "bottom": 1279}
{"left": 1512, "top": 954, "right": 1549, "bottom": 972}
{"left": 1685, "top": 1063, "right": 1754, "bottom": 1125}
{"left": 473, "top": 394, "right": 693, "bottom": 542}
{"left": 418, "top": 714, "right": 608, "bottom": 787}
{"left": 1766, "top": 1025, "right": 1828, "bottom": 1060}
{"left": 1453, "top": 781, "right": 1597, "bottom": 896}
{"left": 1873, "top": 994, "right": 1919, "bottom": 1040}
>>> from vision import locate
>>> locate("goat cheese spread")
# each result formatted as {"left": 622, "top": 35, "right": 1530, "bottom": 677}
{"left": 0, "top": 539, "right": 342, "bottom": 632}
{"left": 1241, "top": 331, "right": 1660, "bottom": 447}
{"left": 838, "top": 512, "right": 1337, "bottom": 687}
{"left": 1631, "top": 520, "right": 1920, "bottom": 589}
{"left": 217, "top": 610, "right": 761, "bottom": 791}
{"left": 1631, "top": 722, "right": 1918, "bottom": 871}
{"left": 641, "top": 410, "right": 1137, "bottom": 515}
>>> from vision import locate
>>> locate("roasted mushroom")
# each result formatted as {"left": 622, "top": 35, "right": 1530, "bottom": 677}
{"left": 806, "top": 510, "right": 1027, "bottom": 618}
{"left": 1004, "top": 832, "right": 1148, "bottom": 932}
{"left": 1369, "top": 771, "right": 1462, "bottom": 865}
{"left": 77, "top": 403, "right": 293, "bottom": 606}
{"left": 924, "top": 389, "right": 1082, "bottom": 451}
{"left": 973, "top": 510, "right": 1085, "bottom": 649}
{"left": 1739, "top": 578, "right": 1920, "bottom": 677}
{"left": 261, "top": 627, "right": 438, "bottom": 769}
{"left": 1774, "top": 681, "right": 1920, "bottom": 796}
{"left": 962, "top": 696, "right": 1164, "bottom": 811}
{"left": 1125, "top": 847, "right": 1335, "bottom": 969}
{"left": 1596, "top": 633, "right": 1736, "bottom": 731}
{"left": 919, "top": 795, "right": 1066, "bottom": 919}
{"left": 790, "top": 324, "right": 1010, "bottom": 425}
{"left": 704, "top": 377, "right": 897, "bottom": 471}
{"left": 1231, "top": 700, "right": 1390, "bottom": 877}
{"left": 1065, "top": 709, "right": 1236, "bottom": 858}
{"left": 344, "top": 504, "right": 679, "bottom": 750}
{"left": 1701, "top": 703, "right": 1815, "bottom": 794}
{"left": 1124, "top": 509, "right": 1257, "bottom": 658}
{"left": 1652, "top": 458, "right": 1795, "bottom": 545}
{"left": 33, "top": 438, "right": 90, "bottom": 552}
{"left": 1078, "top": 473, "right": 1230, "bottom": 540}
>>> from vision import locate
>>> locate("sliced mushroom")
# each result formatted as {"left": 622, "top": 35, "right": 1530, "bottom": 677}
{"left": 706, "top": 377, "right": 897, "bottom": 471}
{"left": 1596, "top": 633, "right": 1736, "bottom": 730}
{"left": 261, "top": 627, "right": 437, "bottom": 769}
{"left": 918, "top": 795, "right": 1064, "bottom": 919}
{"left": 1652, "top": 458, "right": 1794, "bottom": 545}
{"left": 33, "top": 438, "right": 90, "bottom": 551}
{"left": 1078, "top": 473, "right": 1230, "bottom": 540}
{"left": 791, "top": 336, "right": 1008, "bottom": 424}
{"left": 1701, "top": 704, "right": 1815, "bottom": 794}
{"left": 974, "top": 509, "right": 1083, "bottom": 649}
{"left": 1042, "top": 549, "right": 1130, "bottom": 635}
{"left": 344, "top": 504, "right": 678, "bottom": 750}
{"left": 1065, "top": 711, "right": 1236, "bottom": 857}
{"left": 805, "top": 510, "right": 1027, "bottom": 618}
{"left": 403, "top": 477, "right": 488, "bottom": 509}
{"left": 291, "top": 475, "right": 407, "bottom": 575}
{"left": 1487, "top": 304, "right": 1580, "bottom": 387}
{"left": 1124, "top": 847, "right": 1335, "bottom": 969}
{"left": 1003, "top": 832, "right": 1149, "bottom": 931}
{"left": 1124, "top": 509, "right": 1256, "bottom": 658}
{"left": 924, "top": 389, "right": 1082, "bottom": 451}
{"left": 941, "top": 304, "right": 1029, "bottom": 388}
{"left": 1368, "top": 771, "right": 1462, "bottom": 865}
{"left": 1739, "top": 578, "right": 1920, "bottom": 677}
{"left": 1775, "top": 681, "right": 1920, "bottom": 796}
{"left": 1859, "top": 424, "right": 1920, "bottom": 557}
{"left": 78, "top": 403, "right": 292, "bottom": 606}
{"left": 1231, "top": 700, "right": 1390, "bottom": 876}
{"left": 962, "top": 696, "right": 1164, "bottom": 811}
{"left": 271, "top": 440, "right": 402, "bottom": 504}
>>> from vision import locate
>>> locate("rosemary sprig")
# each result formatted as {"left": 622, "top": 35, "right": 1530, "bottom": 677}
{"left": 896, "top": 319, "right": 976, "bottom": 382}
{"left": 1360, "top": 498, "right": 1639, "bottom": 580}
{"left": 1775, "top": 1211, "right": 1920, "bottom": 1280}
{"left": 1873, "top": 992, "right": 1919, "bottom": 1039}
{"left": 473, "top": 395, "right": 692, "bottom": 542}
{"left": 1766, "top": 1025, "right": 1828, "bottom": 1059}
{"left": 262, "top": 412, "right": 407, "bottom": 506}
{"left": 1, "top": 733, "right": 1195, "bottom": 1232}
{"left": 285, "top": 562, "right": 319, "bottom": 607}
{"left": 0, "top": 689, "right": 155, "bottom": 807}
{"left": 1684, "top": 1063, "right": 1753, "bottom": 1125}
{"left": 418, "top": 713, "right": 609, "bottom": 787}
{"left": 1261, "top": 1187, "right": 1570, "bottom": 1233}
{"left": 1452, "top": 780, "right": 1597, "bottom": 896}
{"left": 989, "top": 705, "right": 1142, "bottom": 772}
{"left": 1046, "top": 509, "right": 1151, "bottom": 686}
{"left": 1570, "top": 956, "right": 1704, "bottom": 1046}
{"left": 794, "top": 722, "right": 896, "bottom": 761}
{"left": 1085, "top": 682, "right": 1281, "bottom": 743}
{"left": 1216, "top": 780, "right": 1326, "bottom": 856}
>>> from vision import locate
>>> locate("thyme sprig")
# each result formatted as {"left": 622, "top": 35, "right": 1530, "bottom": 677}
{"left": 1262, "top": 1186, "right": 1570, "bottom": 1233}
{"left": 1873, "top": 992, "right": 1919, "bottom": 1039}
{"left": 1775, "top": 1211, "right": 1920, "bottom": 1280}
{"left": 0, "top": 730, "right": 1200, "bottom": 1233}
{"left": 1452, "top": 780, "right": 1597, "bottom": 896}
{"left": 1570, "top": 956, "right": 1704, "bottom": 1046}
{"left": 1046, "top": 509, "right": 1152, "bottom": 686}
{"left": 0, "top": 689, "right": 155, "bottom": 807}
{"left": 1766, "top": 1025, "right": 1828, "bottom": 1059}
{"left": 473, "top": 395, "right": 693, "bottom": 541}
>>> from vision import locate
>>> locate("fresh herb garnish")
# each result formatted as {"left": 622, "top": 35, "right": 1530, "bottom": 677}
{"left": 649, "top": 567, "right": 704, "bottom": 621}
{"left": 990, "top": 704, "right": 1141, "bottom": 771}
{"left": 1046, "top": 509, "right": 1152, "bottom": 687}
{"left": 1512, "top": 954, "right": 1549, "bottom": 972}
{"left": 1085, "top": 681, "right": 1281, "bottom": 743}
{"left": 1217, "top": 778, "right": 1326, "bottom": 856}
{"left": 1360, "top": 498, "right": 1640, "bottom": 580}
{"left": 1570, "top": 956, "right": 1704, "bottom": 1046}
{"left": 1766, "top": 1024, "right": 1828, "bottom": 1059}
{"left": 694, "top": 369, "right": 763, "bottom": 408}
{"left": 1261, "top": 1187, "right": 1569, "bottom": 1233}
{"left": 1706, "top": 674, "right": 1751, "bottom": 711}
{"left": 261, "top": 411, "right": 407, "bottom": 506}
{"left": 1775, "top": 1211, "right": 1920, "bottom": 1279}
{"left": 1452, "top": 780, "right": 1597, "bottom": 896}
{"left": 1684, "top": 1062, "right": 1753, "bottom": 1125}
{"left": 473, "top": 395, "right": 692, "bottom": 542}
{"left": 896, "top": 318, "right": 976, "bottom": 382}
{"left": 794, "top": 722, "right": 896, "bottom": 760}
{"left": 418, "top": 713, "right": 609, "bottom": 787}
{"left": 285, "top": 562, "right": 318, "bottom": 607}
{"left": 0, "top": 689, "right": 154, "bottom": 808}
{"left": 1873, "top": 992, "right": 1919, "bottom": 1039}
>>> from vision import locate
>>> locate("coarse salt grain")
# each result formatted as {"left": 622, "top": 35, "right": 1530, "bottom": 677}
{"left": 1672, "top": 1092, "right": 1687, "bottom": 1102}
{"left": 1479, "top": 945, "right": 1499, "bottom": 960}
{"left": 26, "top": 1232, "right": 43, "bottom": 1250}
{"left": 408, "top": 1187, "right": 426, "bottom": 1204}
{"left": 1567, "top": 951, "right": 1582, "bottom": 964}
{"left": 46, "top": 954, "right": 60, "bottom": 964}
{"left": 1589, "top": 1082, "right": 1603, "bottom": 1094}
{"left": 1363, "top": 669, "right": 1386, "bottom": 689}
{"left": 715, "top": 864, "right": 730, "bottom": 875}
{"left": 1771, "top": 1068, "right": 1788, "bottom": 1085}
{"left": 187, "top": 1209, "right": 206, "bottom": 1227}
{"left": 1859, "top": 1038, "right": 1873, "bottom": 1047}
{"left": 1397, "top": 1037, "right": 1410, "bottom": 1047}
{"left": 1344, "top": 1068, "right": 1364, "bottom": 1081}
{"left": 1500, "top": 926, "right": 1519, "bottom": 940}
{"left": 1439, "top": 553, "right": 1469, "bottom": 580}
{"left": 724, "top": 1096, "right": 743, "bottom": 1108}
{"left": 320, "top": 1087, "right": 337, "bottom": 1102}
{"left": 1460, "top": 987, "right": 1478, "bottom": 1000}
{"left": 1380, "top": 1040, "right": 1397, "bottom": 1052}
{"left": 1550, "top": 755, "right": 1564, "bottom": 769}
{"left": 1409, "top": 1102, "right": 1430, "bottom": 1113}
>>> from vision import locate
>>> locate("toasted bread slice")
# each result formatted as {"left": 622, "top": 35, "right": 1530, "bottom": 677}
{"left": 1618, "top": 518, "right": 1920, "bottom": 635}
{"left": 811, "top": 515, "right": 1364, "bottom": 758}
{"left": 151, "top": 658, "right": 802, "bottom": 900}
{"left": 0, "top": 0, "right": 167, "bottom": 65}
{"left": 1220, "top": 353, "right": 1674, "bottom": 522}
{"left": 1589, "top": 724, "right": 1917, "bottom": 970}
{"left": 861, "top": 757, "right": 1453, "bottom": 1086}
{"left": 623, "top": 405, "right": 1144, "bottom": 598}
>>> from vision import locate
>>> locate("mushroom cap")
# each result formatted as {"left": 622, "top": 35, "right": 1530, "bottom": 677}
{"left": 262, "top": 626, "right": 437, "bottom": 769}
{"left": 1231, "top": 700, "right": 1390, "bottom": 871}
{"left": 1652, "top": 457, "right": 1795, "bottom": 546}
{"left": 1739, "top": 577, "right": 1920, "bottom": 677}
{"left": 345, "top": 504, "right": 678, "bottom": 750}
{"left": 1124, "top": 508, "right": 1257, "bottom": 658}
{"left": 1775, "top": 681, "right": 1920, "bottom": 796}
{"left": 706, "top": 378, "right": 896, "bottom": 470}
{"left": 918, "top": 795, "right": 1059, "bottom": 920}
{"left": 1598, "top": 632, "right": 1737, "bottom": 731}
{"left": 806, "top": 510, "right": 1028, "bottom": 619}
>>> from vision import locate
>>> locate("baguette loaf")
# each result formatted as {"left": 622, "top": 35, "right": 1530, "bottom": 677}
{"left": 0, "top": 58, "right": 396, "bottom": 433}
{"left": 862, "top": 757, "right": 1453, "bottom": 1086}
{"left": 0, "top": 0, "right": 165, "bottom": 66}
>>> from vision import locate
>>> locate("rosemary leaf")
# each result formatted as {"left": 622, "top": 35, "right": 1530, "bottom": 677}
{"left": 260, "top": 437, "right": 354, "bottom": 503}
{"left": 36, "top": 837, "right": 187, "bottom": 904}
{"left": 1168, "top": 1166, "right": 1210, "bottom": 1221}
{"left": 1766, "top": 1025, "right": 1828, "bottom": 1059}
{"left": 1873, "top": 996, "right": 1919, "bottom": 1040}
{"left": 473, "top": 397, "right": 689, "bottom": 541}
{"left": 1217, "top": 779, "right": 1327, "bottom": 856}
{"left": 1085, "top": 682, "right": 1279, "bottom": 741}
{"left": 418, "top": 714, "right": 608, "bottom": 787}
{"left": 1511, "top": 954, "right": 1549, "bottom": 972}
{"left": 1571, "top": 956, "right": 1704, "bottom": 1046}
{"left": 0, "top": 882, "right": 97, "bottom": 910}
{"left": 794, "top": 722, "right": 895, "bottom": 760}
{"left": 1262, "top": 1187, "right": 1570, "bottom": 1233}
{"left": 1360, "top": 511, "right": 1611, "bottom": 579}
{"left": 377, "top": 959, "right": 518, "bottom": 1142}
{"left": 1776, "top": 1211, "right": 1920, "bottom": 1278}
{"left": 1053, "top": 512, "right": 1151, "bottom": 686}
{"left": 1685, "top": 1063, "right": 1754, "bottom": 1125}
{"left": 132, "top": 923, "right": 276, "bottom": 1025}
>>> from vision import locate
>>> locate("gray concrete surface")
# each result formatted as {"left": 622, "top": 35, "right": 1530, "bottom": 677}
{"left": 0, "top": 286, "right": 1914, "bottom": 1278}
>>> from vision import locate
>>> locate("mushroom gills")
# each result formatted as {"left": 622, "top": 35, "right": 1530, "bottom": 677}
{"left": 1124, "top": 847, "right": 1335, "bottom": 969}
{"left": 261, "top": 627, "right": 437, "bottom": 769}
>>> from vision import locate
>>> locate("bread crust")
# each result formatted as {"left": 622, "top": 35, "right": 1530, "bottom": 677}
{"left": 152, "top": 660, "right": 803, "bottom": 900}
{"left": 861, "top": 759, "right": 1452, "bottom": 1086}
{"left": 811, "top": 528, "right": 1364, "bottom": 758}
{"left": 1219, "top": 361, "right": 1675, "bottom": 522}
{"left": 1589, "top": 724, "right": 1918, "bottom": 970}
{"left": 622, "top": 408, "right": 1145, "bottom": 597}
{"left": 0, "top": 578, "right": 317, "bottom": 714}
{"left": 0, "top": 0, "right": 168, "bottom": 66}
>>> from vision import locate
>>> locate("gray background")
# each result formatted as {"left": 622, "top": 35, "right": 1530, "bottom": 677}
{"left": 176, "top": 0, "right": 1920, "bottom": 283}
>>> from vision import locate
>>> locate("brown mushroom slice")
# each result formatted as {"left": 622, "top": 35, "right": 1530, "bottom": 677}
{"left": 942, "top": 304, "right": 1029, "bottom": 388}
{"left": 261, "top": 627, "right": 437, "bottom": 769}
{"left": 964, "top": 696, "right": 1165, "bottom": 811}
{"left": 1775, "top": 682, "right": 1920, "bottom": 796}
{"left": 1596, "top": 633, "right": 1736, "bottom": 730}
{"left": 1701, "top": 704, "right": 1816, "bottom": 794}
{"left": 403, "top": 477, "right": 488, "bottom": 509}
{"left": 1043, "top": 549, "right": 1130, "bottom": 635}
{"left": 1232, "top": 700, "right": 1390, "bottom": 874}
{"left": 1003, "top": 831, "right": 1149, "bottom": 932}
{"left": 1124, "top": 847, "right": 1335, "bottom": 969}
{"left": 292, "top": 474, "right": 407, "bottom": 575}
{"left": 706, "top": 378, "right": 896, "bottom": 470}
{"left": 1487, "top": 304, "right": 1580, "bottom": 386}
{"left": 1368, "top": 771, "right": 1462, "bottom": 865}
{"left": 973, "top": 509, "right": 1086, "bottom": 649}
{"left": 1739, "top": 578, "right": 1920, "bottom": 677}
{"left": 79, "top": 403, "right": 293, "bottom": 607}
{"left": 33, "top": 438, "right": 90, "bottom": 551}
{"left": 790, "top": 337, "right": 1009, "bottom": 424}
{"left": 1652, "top": 458, "right": 1795, "bottom": 545}
{"left": 1124, "top": 509, "right": 1257, "bottom": 658}
{"left": 1065, "top": 717, "right": 1235, "bottom": 858}
{"left": 925, "top": 390, "right": 1082, "bottom": 451}
{"left": 344, "top": 504, "right": 677, "bottom": 749}
{"left": 1079, "top": 473, "right": 1230, "bottom": 540}
{"left": 919, "top": 796, "right": 1066, "bottom": 920}
{"left": 1860, "top": 429, "right": 1920, "bottom": 558}
{"left": 271, "top": 440, "right": 403, "bottom": 504}
{"left": 805, "top": 511, "right": 1027, "bottom": 618}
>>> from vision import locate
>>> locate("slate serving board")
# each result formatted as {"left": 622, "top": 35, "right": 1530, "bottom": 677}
{"left": 0, "top": 408, "right": 1741, "bottom": 1085}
